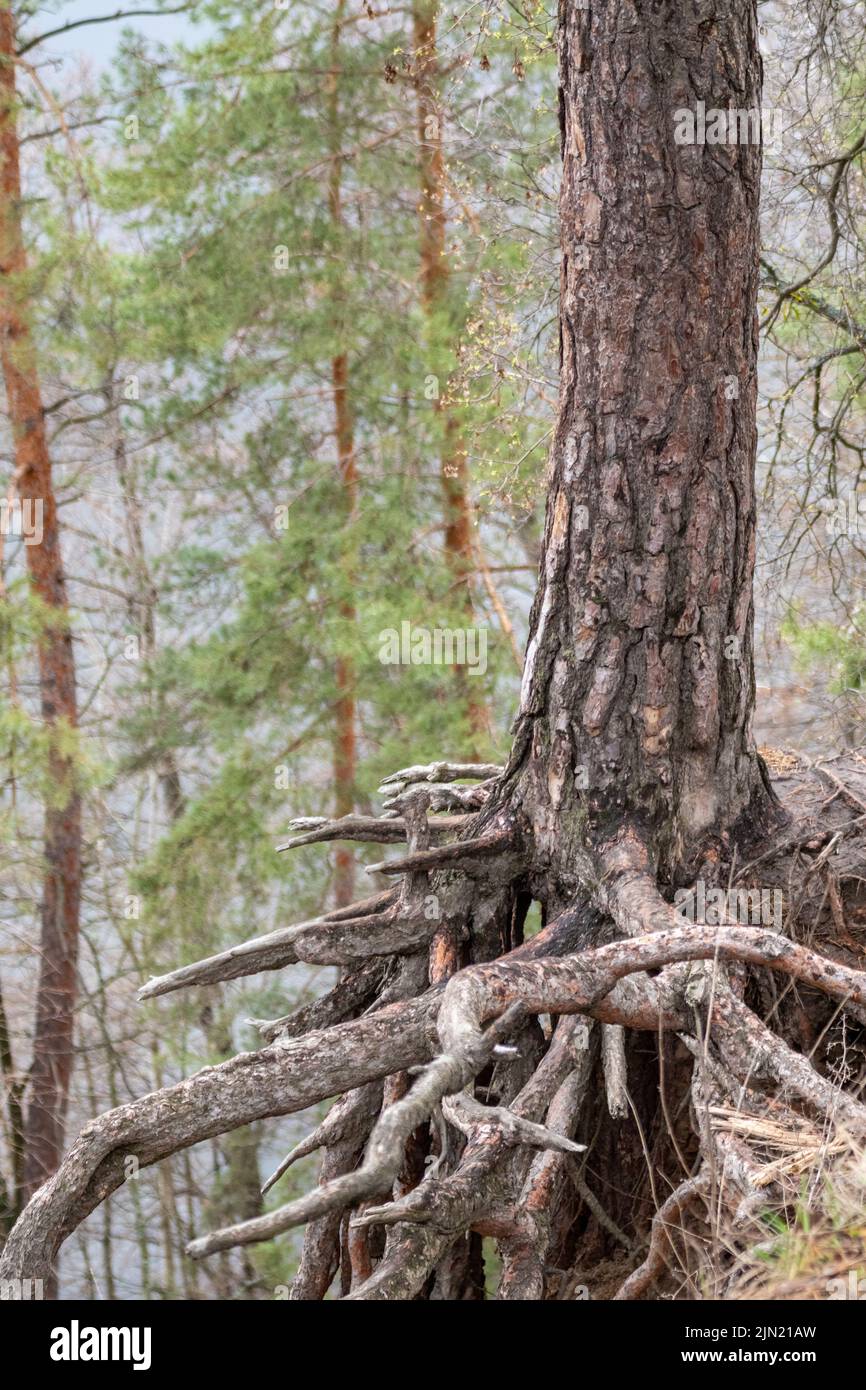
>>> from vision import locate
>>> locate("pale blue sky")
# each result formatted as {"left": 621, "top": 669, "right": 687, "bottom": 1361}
{"left": 27, "top": 0, "right": 204, "bottom": 68}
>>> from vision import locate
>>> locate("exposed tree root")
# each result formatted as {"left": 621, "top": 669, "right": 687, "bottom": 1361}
{"left": 3, "top": 754, "right": 866, "bottom": 1299}
{"left": 613, "top": 1174, "right": 709, "bottom": 1301}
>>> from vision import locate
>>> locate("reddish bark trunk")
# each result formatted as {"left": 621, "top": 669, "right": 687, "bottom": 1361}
{"left": 0, "top": 9, "right": 82, "bottom": 1214}
{"left": 413, "top": 1, "right": 488, "bottom": 747}
{"left": 329, "top": 6, "right": 357, "bottom": 908}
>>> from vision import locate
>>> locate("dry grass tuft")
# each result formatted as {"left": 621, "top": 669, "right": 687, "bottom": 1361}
{"left": 716, "top": 1137, "right": 866, "bottom": 1300}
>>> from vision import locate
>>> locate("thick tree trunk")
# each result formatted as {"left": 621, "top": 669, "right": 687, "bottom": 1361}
{"left": 508, "top": 0, "right": 771, "bottom": 894}
{"left": 487, "top": 0, "right": 776, "bottom": 1268}
{"left": 0, "top": 9, "right": 82, "bottom": 1216}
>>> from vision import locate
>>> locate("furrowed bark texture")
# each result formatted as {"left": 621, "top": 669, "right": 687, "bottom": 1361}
{"left": 508, "top": 0, "right": 769, "bottom": 887}
{"left": 488, "top": 0, "right": 773, "bottom": 1264}
{"left": 0, "top": 9, "right": 82, "bottom": 1207}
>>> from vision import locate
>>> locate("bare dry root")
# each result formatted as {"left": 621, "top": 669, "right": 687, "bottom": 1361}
{"left": 3, "top": 753, "right": 866, "bottom": 1299}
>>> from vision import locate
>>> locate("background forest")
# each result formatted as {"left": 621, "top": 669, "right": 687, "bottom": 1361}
{"left": 0, "top": 0, "right": 864, "bottom": 1298}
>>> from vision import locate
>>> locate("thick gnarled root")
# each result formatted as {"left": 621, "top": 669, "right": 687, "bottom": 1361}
{"left": 4, "top": 759, "right": 866, "bottom": 1301}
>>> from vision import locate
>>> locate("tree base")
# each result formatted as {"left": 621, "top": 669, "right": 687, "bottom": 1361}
{"left": 3, "top": 752, "right": 866, "bottom": 1300}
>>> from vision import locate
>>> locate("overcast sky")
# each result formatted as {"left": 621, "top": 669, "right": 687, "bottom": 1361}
{"left": 30, "top": 0, "right": 203, "bottom": 69}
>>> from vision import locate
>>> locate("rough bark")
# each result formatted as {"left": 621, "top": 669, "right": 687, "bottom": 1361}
{"left": 506, "top": 0, "right": 771, "bottom": 890}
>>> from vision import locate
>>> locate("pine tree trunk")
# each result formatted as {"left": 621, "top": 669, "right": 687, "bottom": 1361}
{"left": 508, "top": 0, "right": 771, "bottom": 894}
{"left": 0, "top": 9, "right": 82, "bottom": 1220}
{"left": 413, "top": 1, "right": 488, "bottom": 748}
{"left": 329, "top": 2, "right": 357, "bottom": 908}
{"left": 331, "top": 351, "right": 357, "bottom": 908}
{"left": 487, "top": 0, "right": 774, "bottom": 1271}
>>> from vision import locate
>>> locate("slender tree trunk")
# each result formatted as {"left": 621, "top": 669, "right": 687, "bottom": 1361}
{"left": 330, "top": 354, "right": 357, "bottom": 908}
{"left": 413, "top": 1, "right": 488, "bottom": 747}
{"left": 329, "top": 3, "right": 356, "bottom": 908}
{"left": 112, "top": 403, "right": 267, "bottom": 1294}
{"left": 107, "top": 377, "right": 185, "bottom": 818}
{"left": 80, "top": 1049, "right": 116, "bottom": 1300}
{"left": 0, "top": 9, "right": 82, "bottom": 1219}
{"left": 0, "top": 971, "right": 24, "bottom": 1232}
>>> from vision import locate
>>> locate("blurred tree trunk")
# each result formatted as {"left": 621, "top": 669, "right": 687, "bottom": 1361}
{"left": 112, "top": 386, "right": 263, "bottom": 1296}
{"left": 0, "top": 8, "right": 82, "bottom": 1231}
{"left": 0, "top": 973, "right": 24, "bottom": 1233}
{"left": 329, "top": 0, "right": 357, "bottom": 908}
{"left": 413, "top": 0, "right": 488, "bottom": 748}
